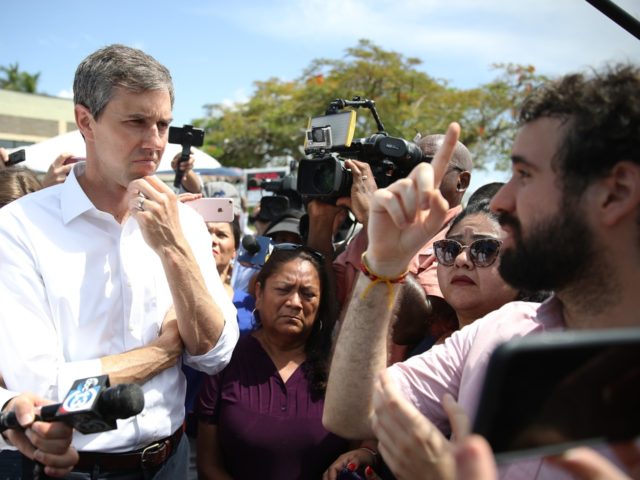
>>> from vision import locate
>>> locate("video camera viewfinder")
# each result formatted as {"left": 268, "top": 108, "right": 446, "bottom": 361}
{"left": 168, "top": 124, "right": 205, "bottom": 188}
{"left": 305, "top": 111, "right": 356, "bottom": 151}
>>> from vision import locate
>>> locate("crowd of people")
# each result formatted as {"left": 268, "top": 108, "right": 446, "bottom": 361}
{"left": 0, "top": 43, "right": 637, "bottom": 480}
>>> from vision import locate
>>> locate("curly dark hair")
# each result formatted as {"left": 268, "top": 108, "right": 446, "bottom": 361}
{"left": 518, "top": 64, "right": 640, "bottom": 196}
{"left": 254, "top": 247, "right": 337, "bottom": 399}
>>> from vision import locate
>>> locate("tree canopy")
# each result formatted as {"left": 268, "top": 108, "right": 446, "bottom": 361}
{"left": 193, "top": 39, "right": 546, "bottom": 170}
{"left": 0, "top": 63, "right": 41, "bottom": 94}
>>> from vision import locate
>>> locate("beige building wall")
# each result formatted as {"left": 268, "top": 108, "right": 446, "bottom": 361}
{"left": 0, "top": 90, "right": 75, "bottom": 148}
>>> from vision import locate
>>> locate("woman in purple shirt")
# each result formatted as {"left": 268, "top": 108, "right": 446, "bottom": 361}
{"left": 196, "top": 244, "right": 349, "bottom": 479}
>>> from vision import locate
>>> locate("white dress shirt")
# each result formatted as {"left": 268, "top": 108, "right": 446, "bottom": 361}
{"left": 0, "top": 163, "right": 238, "bottom": 452}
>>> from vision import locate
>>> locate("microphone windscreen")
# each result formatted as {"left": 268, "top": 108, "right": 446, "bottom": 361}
{"left": 242, "top": 235, "right": 260, "bottom": 255}
{"left": 98, "top": 384, "right": 145, "bottom": 419}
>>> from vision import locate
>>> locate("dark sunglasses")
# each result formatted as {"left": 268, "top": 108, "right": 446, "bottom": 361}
{"left": 433, "top": 238, "right": 502, "bottom": 268}
{"left": 271, "top": 243, "right": 325, "bottom": 263}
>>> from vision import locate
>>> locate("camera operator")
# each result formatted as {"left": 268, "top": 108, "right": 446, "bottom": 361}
{"left": 264, "top": 211, "right": 304, "bottom": 245}
{"left": 306, "top": 134, "right": 472, "bottom": 311}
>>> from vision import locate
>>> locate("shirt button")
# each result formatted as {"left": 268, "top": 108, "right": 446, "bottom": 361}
{"left": 128, "top": 324, "right": 135, "bottom": 332}
{"left": 281, "top": 405, "right": 286, "bottom": 411}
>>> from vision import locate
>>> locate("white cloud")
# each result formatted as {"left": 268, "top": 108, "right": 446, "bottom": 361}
{"left": 220, "top": 88, "right": 250, "bottom": 109}
{"left": 57, "top": 88, "right": 73, "bottom": 99}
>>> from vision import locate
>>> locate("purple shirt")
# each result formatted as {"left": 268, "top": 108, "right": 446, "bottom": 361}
{"left": 198, "top": 334, "right": 349, "bottom": 479}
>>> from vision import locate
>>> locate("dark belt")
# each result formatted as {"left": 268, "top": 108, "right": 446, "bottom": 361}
{"left": 75, "top": 427, "right": 183, "bottom": 472}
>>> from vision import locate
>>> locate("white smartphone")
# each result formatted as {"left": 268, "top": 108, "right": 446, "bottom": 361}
{"left": 186, "top": 198, "right": 234, "bottom": 222}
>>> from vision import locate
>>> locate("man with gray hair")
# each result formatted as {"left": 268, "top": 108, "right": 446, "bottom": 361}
{"left": 0, "top": 44, "right": 238, "bottom": 478}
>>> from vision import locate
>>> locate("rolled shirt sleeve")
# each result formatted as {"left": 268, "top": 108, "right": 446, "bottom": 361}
{"left": 178, "top": 203, "right": 239, "bottom": 375}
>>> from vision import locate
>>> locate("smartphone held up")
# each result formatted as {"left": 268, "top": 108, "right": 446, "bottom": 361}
{"left": 186, "top": 198, "right": 234, "bottom": 223}
{"left": 473, "top": 328, "right": 640, "bottom": 462}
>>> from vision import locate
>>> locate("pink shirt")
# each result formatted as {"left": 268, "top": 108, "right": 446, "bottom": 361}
{"left": 388, "top": 297, "right": 589, "bottom": 479}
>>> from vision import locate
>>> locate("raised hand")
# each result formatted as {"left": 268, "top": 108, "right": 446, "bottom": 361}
{"left": 41, "top": 153, "right": 77, "bottom": 187}
{"left": 127, "top": 176, "right": 186, "bottom": 253}
{"left": 336, "top": 159, "right": 378, "bottom": 227}
{"left": 366, "top": 123, "right": 460, "bottom": 277}
{"left": 371, "top": 370, "right": 455, "bottom": 480}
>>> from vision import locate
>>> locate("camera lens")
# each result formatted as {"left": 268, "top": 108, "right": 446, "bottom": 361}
{"left": 312, "top": 128, "right": 326, "bottom": 143}
{"left": 312, "top": 162, "right": 335, "bottom": 195}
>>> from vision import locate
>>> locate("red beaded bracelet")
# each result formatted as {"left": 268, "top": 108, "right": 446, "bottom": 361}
{"left": 359, "top": 252, "right": 408, "bottom": 310}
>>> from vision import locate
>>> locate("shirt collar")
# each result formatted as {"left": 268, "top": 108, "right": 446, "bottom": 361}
{"left": 536, "top": 294, "right": 566, "bottom": 329}
{"left": 60, "top": 162, "right": 96, "bottom": 224}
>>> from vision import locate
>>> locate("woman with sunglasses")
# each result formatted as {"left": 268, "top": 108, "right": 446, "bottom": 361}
{"left": 433, "top": 198, "right": 519, "bottom": 334}
{"left": 392, "top": 185, "right": 549, "bottom": 355}
{"left": 196, "top": 244, "right": 350, "bottom": 480}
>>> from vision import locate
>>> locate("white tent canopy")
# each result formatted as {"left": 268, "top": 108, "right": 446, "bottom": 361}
{"left": 18, "top": 130, "right": 220, "bottom": 173}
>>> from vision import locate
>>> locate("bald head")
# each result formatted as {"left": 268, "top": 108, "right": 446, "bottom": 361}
{"left": 417, "top": 134, "right": 473, "bottom": 207}
{"left": 417, "top": 134, "right": 473, "bottom": 172}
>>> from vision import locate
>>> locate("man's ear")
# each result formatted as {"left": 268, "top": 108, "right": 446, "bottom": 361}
{"left": 597, "top": 161, "right": 640, "bottom": 227}
{"left": 457, "top": 171, "right": 471, "bottom": 192}
{"left": 74, "top": 104, "right": 95, "bottom": 141}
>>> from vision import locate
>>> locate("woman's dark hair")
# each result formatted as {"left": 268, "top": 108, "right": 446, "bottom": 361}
{"left": 230, "top": 217, "right": 241, "bottom": 250}
{"left": 254, "top": 247, "right": 337, "bottom": 398}
{"left": 466, "top": 182, "right": 504, "bottom": 207}
{"left": 448, "top": 198, "right": 498, "bottom": 234}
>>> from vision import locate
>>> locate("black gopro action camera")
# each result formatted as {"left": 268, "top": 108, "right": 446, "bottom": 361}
{"left": 168, "top": 124, "right": 205, "bottom": 188}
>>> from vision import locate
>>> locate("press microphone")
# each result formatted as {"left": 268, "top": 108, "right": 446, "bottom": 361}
{"left": 242, "top": 235, "right": 260, "bottom": 255}
{"left": 0, "top": 376, "right": 144, "bottom": 435}
{"left": 238, "top": 235, "right": 272, "bottom": 268}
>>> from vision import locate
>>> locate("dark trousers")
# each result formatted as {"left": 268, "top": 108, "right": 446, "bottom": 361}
{"left": 20, "top": 436, "right": 189, "bottom": 480}
{"left": 0, "top": 450, "right": 22, "bottom": 479}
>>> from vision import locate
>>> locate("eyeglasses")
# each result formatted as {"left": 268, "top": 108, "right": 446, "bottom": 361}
{"left": 271, "top": 243, "right": 325, "bottom": 263}
{"left": 433, "top": 238, "right": 502, "bottom": 268}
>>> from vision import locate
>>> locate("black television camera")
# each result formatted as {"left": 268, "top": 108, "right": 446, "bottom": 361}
{"left": 297, "top": 97, "right": 428, "bottom": 202}
{"left": 252, "top": 164, "right": 304, "bottom": 223}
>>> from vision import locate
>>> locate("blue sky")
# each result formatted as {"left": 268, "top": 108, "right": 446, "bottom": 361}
{"left": 2, "top": 0, "right": 639, "bottom": 187}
